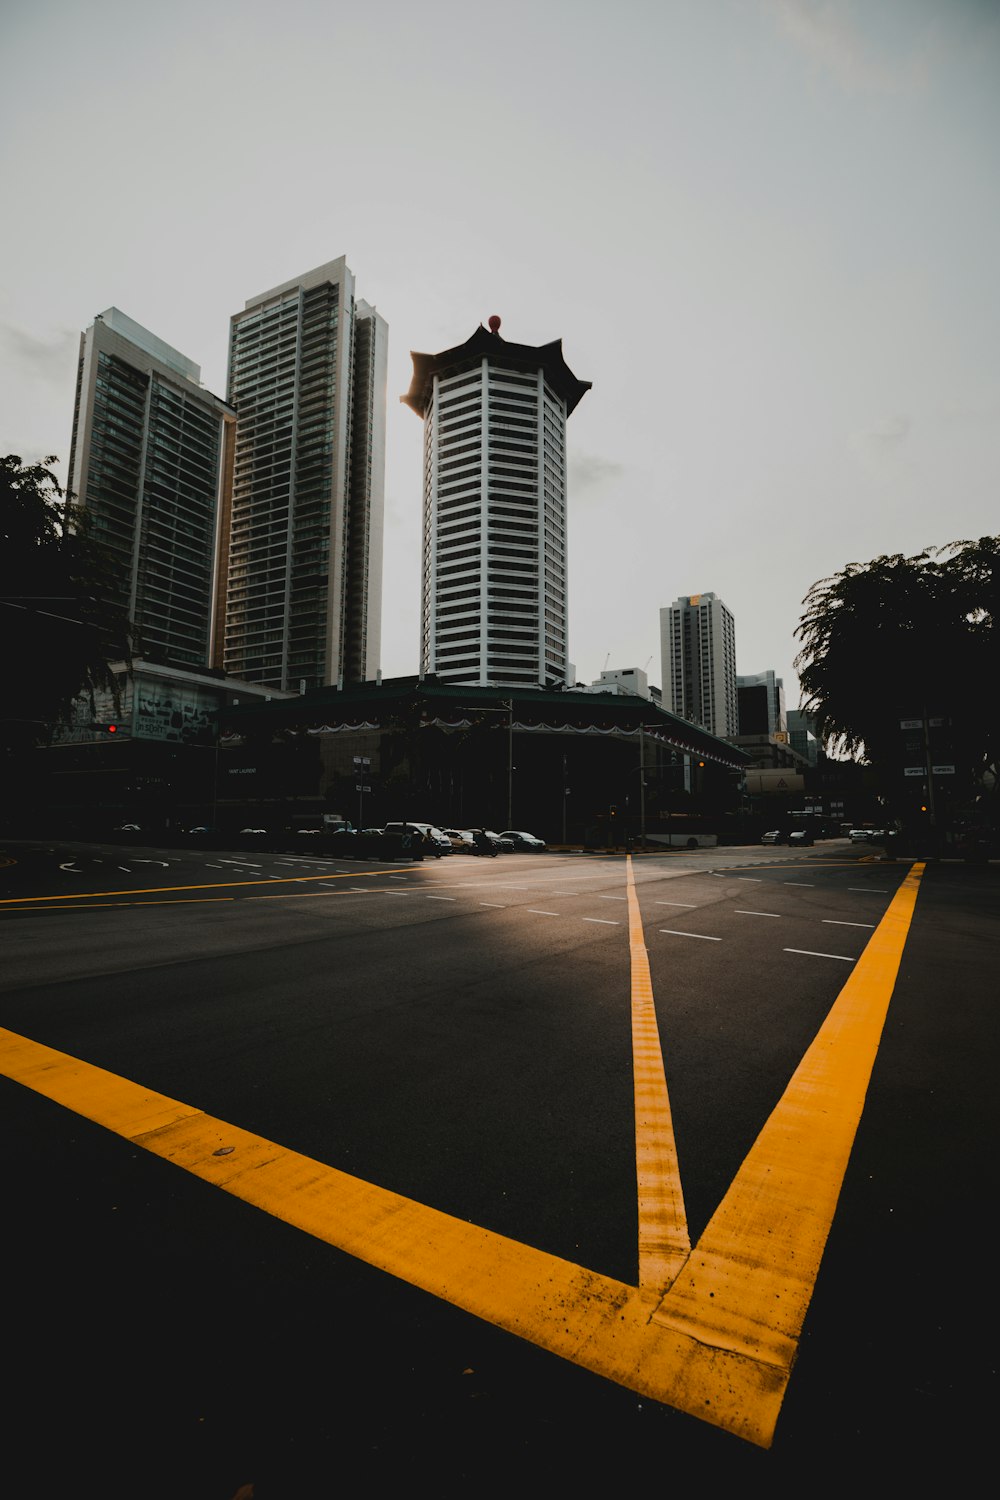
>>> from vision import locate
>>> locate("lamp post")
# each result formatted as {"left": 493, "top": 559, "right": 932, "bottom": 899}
{"left": 457, "top": 700, "right": 513, "bottom": 829}
{"left": 353, "top": 755, "right": 371, "bottom": 829}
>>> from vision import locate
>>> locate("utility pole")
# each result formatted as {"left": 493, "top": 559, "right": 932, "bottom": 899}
{"left": 638, "top": 725, "right": 646, "bottom": 849}
{"left": 353, "top": 755, "right": 371, "bottom": 829}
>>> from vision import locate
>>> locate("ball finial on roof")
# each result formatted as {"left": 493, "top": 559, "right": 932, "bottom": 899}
{"left": 488, "top": 315, "right": 501, "bottom": 333}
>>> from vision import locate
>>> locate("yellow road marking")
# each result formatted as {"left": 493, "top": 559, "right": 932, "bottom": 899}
{"left": 647, "top": 861, "right": 925, "bottom": 1436}
{"left": 625, "top": 854, "right": 690, "bottom": 1290}
{"left": 0, "top": 868, "right": 410, "bottom": 906}
{"left": 0, "top": 861, "right": 924, "bottom": 1447}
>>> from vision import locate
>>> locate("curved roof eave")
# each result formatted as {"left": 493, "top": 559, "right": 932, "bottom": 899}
{"left": 401, "top": 324, "right": 591, "bottom": 417}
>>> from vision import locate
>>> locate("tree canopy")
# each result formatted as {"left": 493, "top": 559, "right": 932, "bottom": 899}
{"left": 1, "top": 454, "right": 136, "bottom": 753}
{"left": 794, "top": 536, "right": 999, "bottom": 813}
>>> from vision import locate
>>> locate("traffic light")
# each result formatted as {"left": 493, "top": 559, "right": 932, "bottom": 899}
{"left": 90, "top": 722, "right": 119, "bottom": 734}
{"left": 610, "top": 805, "right": 618, "bottom": 817}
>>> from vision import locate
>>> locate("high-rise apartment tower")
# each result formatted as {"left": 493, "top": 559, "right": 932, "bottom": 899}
{"left": 221, "top": 257, "right": 387, "bottom": 690}
{"left": 659, "top": 592, "right": 737, "bottom": 737}
{"left": 67, "top": 308, "right": 235, "bottom": 669}
{"left": 402, "top": 317, "right": 590, "bottom": 688}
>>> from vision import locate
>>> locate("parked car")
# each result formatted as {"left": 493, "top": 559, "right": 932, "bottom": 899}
{"left": 788, "top": 829, "right": 814, "bottom": 846}
{"left": 499, "top": 830, "right": 547, "bottom": 852}
{"left": 486, "top": 830, "right": 515, "bottom": 853}
{"left": 381, "top": 822, "right": 452, "bottom": 857}
{"left": 761, "top": 830, "right": 786, "bottom": 845}
{"left": 848, "top": 828, "right": 871, "bottom": 843}
{"left": 239, "top": 827, "right": 268, "bottom": 836}
{"left": 442, "top": 828, "right": 476, "bottom": 853}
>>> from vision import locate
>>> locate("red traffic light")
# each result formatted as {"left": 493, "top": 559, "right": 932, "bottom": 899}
{"left": 107, "top": 723, "right": 117, "bottom": 733}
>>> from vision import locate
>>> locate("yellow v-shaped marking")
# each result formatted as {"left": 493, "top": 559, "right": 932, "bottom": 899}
{"left": 625, "top": 856, "right": 691, "bottom": 1290}
{"left": 0, "top": 862, "right": 923, "bottom": 1448}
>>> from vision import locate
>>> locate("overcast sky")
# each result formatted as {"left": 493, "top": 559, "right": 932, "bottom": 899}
{"left": 2, "top": 0, "right": 997, "bottom": 710}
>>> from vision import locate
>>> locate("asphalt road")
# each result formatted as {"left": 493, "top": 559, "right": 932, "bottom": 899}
{"left": 0, "top": 838, "right": 995, "bottom": 1498}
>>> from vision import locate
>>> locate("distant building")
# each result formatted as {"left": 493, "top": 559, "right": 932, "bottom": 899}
{"left": 788, "top": 708, "right": 820, "bottom": 766}
{"left": 737, "top": 670, "right": 786, "bottom": 737}
{"left": 67, "top": 308, "right": 235, "bottom": 669}
{"left": 586, "top": 667, "right": 651, "bottom": 699}
{"left": 659, "top": 592, "right": 737, "bottom": 737}
{"left": 402, "top": 317, "right": 590, "bottom": 689}
{"left": 221, "top": 257, "right": 388, "bottom": 692}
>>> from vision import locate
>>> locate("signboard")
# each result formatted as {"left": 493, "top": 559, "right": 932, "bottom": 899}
{"left": 904, "top": 767, "right": 925, "bottom": 777}
{"left": 931, "top": 764, "right": 955, "bottom": 775}
{"left": 900, "top": 718, "right": 922, "bottom": 729}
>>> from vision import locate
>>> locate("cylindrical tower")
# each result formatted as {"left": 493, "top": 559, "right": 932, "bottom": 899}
{"left": 402, "top": 319, "right": 590, "bottom": 689}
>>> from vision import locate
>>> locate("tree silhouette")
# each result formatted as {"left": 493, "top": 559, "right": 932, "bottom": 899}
{"left": 794, "top": 536, "right": 999, "bottom": 813}
{"left": 1, "top": 454, "right": 137, "bottom": 754}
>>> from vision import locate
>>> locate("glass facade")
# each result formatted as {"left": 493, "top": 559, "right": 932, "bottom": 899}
{"left": 68, "top": 314, "right": 231, "bottom": 670}
{"left": 223, "top": 262, "right": 386, "bottom": 691}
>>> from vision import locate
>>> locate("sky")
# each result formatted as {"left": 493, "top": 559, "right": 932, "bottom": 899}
{"left": 2, "top": 0, "right": 998, "bottom": 713}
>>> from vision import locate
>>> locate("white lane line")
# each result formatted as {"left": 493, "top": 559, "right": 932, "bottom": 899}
{"left": 479, "top": 902, "right": 508, "bottom": 908}
{"left": 599, "top": 894, "right": 627, "bottom": 901}
{"left": 734, "top": 910, "right": 781, "bottom": 918}
{"left": 656, "top": 900, "right": 697, "bottom": 908}
{"left": 735, "top": 877, "right": 762, "bottom": 882}
{"left": 848, "top": 887, "right": 888, "bottom": 894}
{"left": 528, "top": 909, "right": 560, "bottom": 916}
{"left": 582, "top": 917, "right": 620, "bottom": 925}
{"left": 784, "top": 881, "right": 814, "bottom": 887}
{"left": 425, "top": 895, "right": 457, "bottom": 902}
{"left": 659, "top": 929, "right": 721, "bottom": 941}
{"left": 823, "top": 919, "right": 875, "bottom": 928}
{"left": 784, "top": 948, "right": 854, "bottom": 961}
{"left": 388, "top": 875, "right": 409, "bottom": 880}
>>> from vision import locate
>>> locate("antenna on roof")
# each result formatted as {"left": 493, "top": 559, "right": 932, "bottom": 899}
{"left": 603, "top": 653, "right": 610, "bottom": 670}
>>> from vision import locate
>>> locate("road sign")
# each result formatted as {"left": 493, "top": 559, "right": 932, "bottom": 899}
{"left": 931, "top": 765, "right": 955, "bottom": 775}
{"left": 904, "top": 767, "right": 925, "bottom": 776}
{"left": 900, "top": 718, "right": 922, "bottom": 729}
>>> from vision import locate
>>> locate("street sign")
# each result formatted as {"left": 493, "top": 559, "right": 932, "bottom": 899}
{"left": 904, "top": 767, "right": 925, "bottom": 777}
{"left": 355, "top": 783, "right": 371, "bottom": 791}
{"left": 931, "top": 765, "right": 955, "bottom": 775}
{"left": 900, "top": 718, "right": 922, "bottom": 729}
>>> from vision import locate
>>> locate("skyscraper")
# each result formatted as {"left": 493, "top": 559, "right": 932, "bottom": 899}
{"left": 737, "top": 669, "right": 786, "bottom": 736}
{"left": 67, "top": 308, "right": 235, "bottom": 669}
{"left": 659, "top": 592, "right": 737, "bottom": 737}
{"left": 402, "top": 317, "right": 590, "bottom": 688}
{"left": 220, "top": 257, "right": 387, "bottom": 691}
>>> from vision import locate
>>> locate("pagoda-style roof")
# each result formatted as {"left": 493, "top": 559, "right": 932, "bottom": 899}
{"left": 401, "top": 322, "right": 592, "bottom": 418}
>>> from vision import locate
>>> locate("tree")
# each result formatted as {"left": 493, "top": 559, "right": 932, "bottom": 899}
{"left": 794, "top": 537, "right": 999, "bottom": 818}
{"left": 0, "top": 454, "right": 137, "bottom": 754}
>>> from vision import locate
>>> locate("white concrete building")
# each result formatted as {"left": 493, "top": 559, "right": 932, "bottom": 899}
{"left": 659, "top": 592, "right": 737, "bottom": 737}
{"left": 402, "top": 318, "right": 590, "bottom": 688}
{"left": 222, "top": 257, "right": 387, "bottom": 691}
{"left": 67, "top": 308, "right": 235, "bottom": 670}
{"left": 587, "top": 667, "right": 651, "bottom": 699}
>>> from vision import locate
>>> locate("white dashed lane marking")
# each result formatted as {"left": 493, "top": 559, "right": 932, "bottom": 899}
{"left": 659, "top": 930, "right": 721, "bottom": 941}
{"left": 784, "top": 948, "right": 854, "bottom": 961}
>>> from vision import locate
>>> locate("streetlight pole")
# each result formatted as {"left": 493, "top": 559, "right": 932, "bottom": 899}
{"left": 638, "top": 725, "right": 646, "bottom": 849}
{"left": 507, "top": 699, "right": 513, "bottom": 830}
{"left": 353, "top": 755, "right": 371, "bottom": 829}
